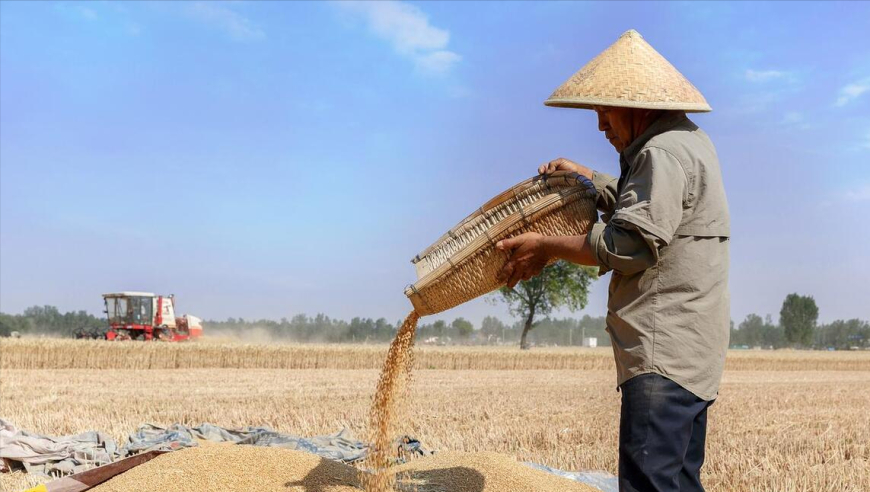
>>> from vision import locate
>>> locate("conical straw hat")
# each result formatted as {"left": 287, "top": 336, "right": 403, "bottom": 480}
{"left": 544, "top": 29, "right": 711, "bottom": 112}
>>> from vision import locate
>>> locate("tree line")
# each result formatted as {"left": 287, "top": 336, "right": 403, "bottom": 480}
{"left": 730, "top": 293, "right": 869, "bottom": 350}
{"left": 1, "top": 292, "right": 866, "bottom": 349}
{"left": 0, "top": 304, "right": 608, "bottom": 346}
{"left": 200, "top": 313, "right": 609, "bottom": 346}
{"left": 0, "top": 305, "right": 103, "bottom": 338}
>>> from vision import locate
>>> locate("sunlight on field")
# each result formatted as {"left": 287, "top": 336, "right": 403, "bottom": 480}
{"left": 1, "top": 342, "right": 869, "bottom": 492}
{"left": 3, "top": 338, "right": 869, "bottom": 371}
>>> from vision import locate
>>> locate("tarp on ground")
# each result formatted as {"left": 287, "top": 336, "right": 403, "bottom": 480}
{"left": 2, "top": 420, "right": 617, "bottom": 492}
{"left": 1, "top": 420, "right": 372, "bottom": 477}
{"left": 525, "top": 462, "right": 618, "bottom": 492}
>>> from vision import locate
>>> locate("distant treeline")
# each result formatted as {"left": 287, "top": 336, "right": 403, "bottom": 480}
{"left": 2, "top": 297, "right": 868, "bottom": 349}
{"left": 0, "top": 305, "right": 608, "bottom": 346}
{"left": 0, "top": 305, "right": 103, "bottom": 338}
{"left": 728, "top": 293, "right": 869, "bottom": 350}
{"left": 205, "top": 313, "right": 610, "bottom": 346}
{"left": 729, "top": 313, "right": 869, "bottom": 350}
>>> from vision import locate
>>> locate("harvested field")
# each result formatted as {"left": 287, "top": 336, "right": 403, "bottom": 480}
{"left": 2, "top": 364, "right": 869, "bottom": 492}
{"left": 3, "top": 338, "right": 869, "bottom": 371}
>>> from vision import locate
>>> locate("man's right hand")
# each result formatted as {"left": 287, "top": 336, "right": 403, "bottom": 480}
{"left": 538, "top": 157, "right": 594, "bottom": 180}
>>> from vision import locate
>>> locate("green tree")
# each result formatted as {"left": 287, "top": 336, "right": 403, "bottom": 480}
{"left": 732, "top": 314, "right": 785, "bottom": 348}
{"left": 432, "top": 320, "right": 447, "bottom": 339}
{"left": 0, "top": 313, "right": 19, "bottom": 337}
{"left": 815, "top": 319, "right": 870, "bottom": 349}
{"left": 480, "top": 316, "right": 506, "bottom": 343}
{"left": 780, "top": 293, "right": 819, "bottom": 347}
{"left": 451, "top": 317, "right": 474, "bottom": 339}
{"left": 493, "top": 260, "right": 596, "bottom": 350}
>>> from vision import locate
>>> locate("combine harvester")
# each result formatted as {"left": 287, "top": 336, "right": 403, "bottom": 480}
{"left": 102, "top": 292, "right": 203, "bottom": 342}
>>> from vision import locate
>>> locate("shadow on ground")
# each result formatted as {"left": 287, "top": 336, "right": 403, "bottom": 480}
{"left": 283, "top": 459, "right": 485, "bottom": 492}
{"left": 394, "top": 466, "right": 485, "bottom": 492}
{"left": 284, "top": 456, "right": 361, "bottom": 492}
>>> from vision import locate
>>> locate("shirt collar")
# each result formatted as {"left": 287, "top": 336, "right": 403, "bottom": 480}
{"left": 620, "top": 111, "right": 688, "bottom": 168}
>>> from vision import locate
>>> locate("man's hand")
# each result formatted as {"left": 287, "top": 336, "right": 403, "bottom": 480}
{"left": 538, "top": 157, "right": 594, "bottom": 180}
{"left": 496, "top": 232, "right": 552, "bottom": 289}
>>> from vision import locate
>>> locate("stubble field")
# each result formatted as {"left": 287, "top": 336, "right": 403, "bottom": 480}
{"left": 1, "top": 339, "right": 868, "bottom": 492}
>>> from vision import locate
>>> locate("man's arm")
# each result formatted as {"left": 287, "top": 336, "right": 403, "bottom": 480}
{"left": 592, "top": 171, "right": 619, "bottom": 217}
{"left": 541, "top": 234, "right": 597, "bottom": 266}
{"left": 498, "top": 149, "right": 686, "bottom": 286}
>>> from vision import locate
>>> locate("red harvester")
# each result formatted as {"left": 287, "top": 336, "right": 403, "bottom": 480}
{"left": 102, "top": 292, "right": 203, "bottom": 341}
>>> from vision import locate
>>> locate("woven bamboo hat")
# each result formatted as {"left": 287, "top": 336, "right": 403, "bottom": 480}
{"left": 405, "top": 171, "right": 598, "bottom": 316}
{"left": 544, "top": 29, "right": 711, "bottom": 112}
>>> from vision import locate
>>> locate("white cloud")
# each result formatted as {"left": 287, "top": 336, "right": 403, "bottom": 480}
{"left": 780, "top": 111, "right": 811, "bottom": 130}
{"left": 336, "top": 1, "right": 461, "bottom": 75}
{"left": 745, "top": 69, "right": 788, "bottom": 82}
{"left": 414, "top": 50, "right": 462, "bottom": 74}
{"left": 186, "top": 2, "right": 264, "bottom": 42}
{"left": 844, "top": 184, "right": 870, "bottom": 202}
{"left": 835, "top": 78, "right": 870, "bottom": 107}
{"left": 735, "top": 69, "right": 802, "bottom": 113}
{"left": 76, "top": 6, "right": 98, "bottom": 21}
{"left": 781, "top": 111, "right": 803, "bottom": 124}
{"left": 126, "top": 23, "right": 143, "bottom": 37}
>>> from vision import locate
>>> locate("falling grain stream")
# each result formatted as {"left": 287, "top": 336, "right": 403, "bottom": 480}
{"left": 363, "top": 310, "right": 420, "bottom": 492}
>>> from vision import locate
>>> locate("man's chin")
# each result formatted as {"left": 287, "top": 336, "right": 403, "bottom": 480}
{"left": 606, "top": 138, "right": 622, "bottom": 153}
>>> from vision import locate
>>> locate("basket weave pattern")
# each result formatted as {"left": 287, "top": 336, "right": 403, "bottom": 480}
{"left": 406, "top": 172, "right": 597, "bottom": 316}
{"left": 545, "top": 29, "right": 711, "bottom": 112}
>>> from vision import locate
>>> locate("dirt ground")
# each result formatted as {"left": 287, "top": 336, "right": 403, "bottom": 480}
{"left": 2, "top": 366, "right": 868, "bottom": 492}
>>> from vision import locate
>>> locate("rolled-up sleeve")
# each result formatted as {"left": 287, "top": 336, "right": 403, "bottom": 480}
{"left": 592, "top": 170, "right": 619, "bottom": 217}
{"left": 587, "top": 148, "right": 687, "bottom": 276}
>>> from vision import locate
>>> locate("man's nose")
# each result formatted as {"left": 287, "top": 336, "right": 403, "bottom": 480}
{"left": 597, "top": 113, "right": 608, "bottom": 132}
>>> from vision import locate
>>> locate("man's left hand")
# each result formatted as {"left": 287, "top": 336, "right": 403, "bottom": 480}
{"left": 496, "top": 232, "right": 551, "bottom": 288}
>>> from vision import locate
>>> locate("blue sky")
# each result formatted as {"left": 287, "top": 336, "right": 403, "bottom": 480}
{"left": 1, "top": 1, "right": 869, "bottom": 327}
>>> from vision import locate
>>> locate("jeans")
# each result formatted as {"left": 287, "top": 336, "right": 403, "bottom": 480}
{"left": 618, "top": 373, "right": 713, "bottom": 492}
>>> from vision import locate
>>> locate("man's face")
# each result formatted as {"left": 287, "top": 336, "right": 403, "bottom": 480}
{"left": 594, "top": 106, "right": 634, "bottom": 153}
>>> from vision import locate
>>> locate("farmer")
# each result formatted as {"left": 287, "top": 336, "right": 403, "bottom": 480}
{"left": 496, "top": 30, "right": 729, "bottom": 492}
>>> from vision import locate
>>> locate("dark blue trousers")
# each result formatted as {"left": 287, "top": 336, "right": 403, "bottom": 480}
{"left": 618, "top": 373, "right": 713, "bottom": 492}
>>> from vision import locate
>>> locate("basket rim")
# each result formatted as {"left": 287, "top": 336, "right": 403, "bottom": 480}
{"left": 411, "top": 171, "right": 594, "bottom": 264}
{"left": 405, "top": 186, "right": 596, "bottom": 296}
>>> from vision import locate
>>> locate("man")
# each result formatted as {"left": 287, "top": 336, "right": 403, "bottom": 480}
{"left": 496, "top": 30, "right": 730, "bottom": 492}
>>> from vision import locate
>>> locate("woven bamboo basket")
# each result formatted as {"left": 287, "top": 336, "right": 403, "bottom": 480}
{"left": 405, "top": 171, "right": 598, "bottom": 316}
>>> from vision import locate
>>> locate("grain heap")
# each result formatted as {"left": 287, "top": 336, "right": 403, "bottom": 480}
{"left": 88, "top": 445, "right": 597, "bottom": 492}
{"left": 90, "top": 445, "right": 361, "bottom": 492}
{"left": 392, "top": 451, "right": 598, "bottom": 492}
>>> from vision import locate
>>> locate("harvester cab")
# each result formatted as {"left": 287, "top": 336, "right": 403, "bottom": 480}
{"left": 102, "top": 292, "right": 203, "bottom": 342}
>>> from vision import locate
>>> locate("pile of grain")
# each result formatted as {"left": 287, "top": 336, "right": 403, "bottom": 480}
{"left": 90, "top": 445, "right": 360, "bottom": 492}
{"left": 89, "top": 445, "right": 597, "bottom": 492}
{"left": 394, "top": 451, "right": 598, "bottom": 492}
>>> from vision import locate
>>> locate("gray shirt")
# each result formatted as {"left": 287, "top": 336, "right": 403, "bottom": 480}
{"left": 586, "top": 112, "right": 730, "bottom": 401}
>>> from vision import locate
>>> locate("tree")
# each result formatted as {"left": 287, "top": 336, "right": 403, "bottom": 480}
{"left": 451, "top": 317, "right": 474, "bottom": 339}
{"left": 480, "top": 316, "right": 506, "bottom": 342}
{"left": 492, "top": 260, "right": 596, "bottom": 349}
{"left": 732, "top": 313, "right": 785, "bottom": 349}
{"left": 815, "top": 319, "right": 870, "bottom": 349}
{"left": 780, "top": 293, "right": 819, "bottom": 347}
